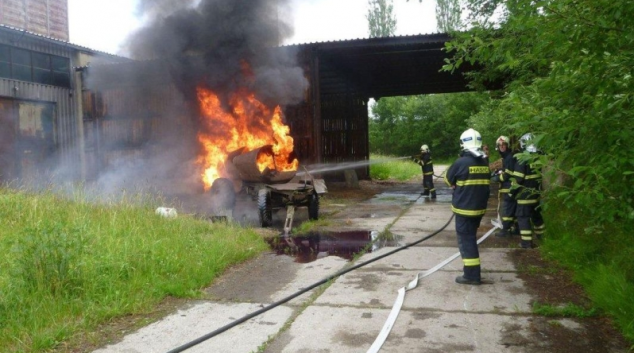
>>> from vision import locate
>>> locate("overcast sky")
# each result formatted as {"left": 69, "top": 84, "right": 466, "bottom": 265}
{"left": 68, "top": 0, "right": 438, "bottom": 55}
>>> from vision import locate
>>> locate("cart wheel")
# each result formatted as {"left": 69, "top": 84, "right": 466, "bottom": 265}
{"left": 308, "top": 191, "right": 319, "bottom": 221}
{"left": 258, "top": 188, "right": 272, "bottom": 227}
{"left": 210, "top": 178, "right": 236, "bottom": 217}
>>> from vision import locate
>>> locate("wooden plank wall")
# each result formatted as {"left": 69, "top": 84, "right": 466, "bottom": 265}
{"left": 320, "top": 95, "right": 369, "bottom": 179}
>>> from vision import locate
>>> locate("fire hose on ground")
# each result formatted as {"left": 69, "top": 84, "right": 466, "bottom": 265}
{"left": 165, "top": 198, "right": 500, "bottom": 353}
{"left": 366, "top": 220, "right": 500, "bottom": 353}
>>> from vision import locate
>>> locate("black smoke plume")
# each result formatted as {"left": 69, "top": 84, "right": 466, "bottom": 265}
{"left": 127, "top": 0, "right": 306, "bottom": 106}
{"left": 83, "top": 0, "right": 308, "bottom": 206}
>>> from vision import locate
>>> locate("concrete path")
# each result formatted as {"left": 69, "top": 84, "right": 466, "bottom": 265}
{"left": 93, "top": 170, "right": 626, "bottom": 353}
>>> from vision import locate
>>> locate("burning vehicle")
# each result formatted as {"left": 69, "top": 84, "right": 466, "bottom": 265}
{"left": 81, "top": 0, "right": 325, "bottom": 233}
{"left": 209, "top": 144, "right": 326, "bottom": 232}
{"left": 196, "top": 85, "right": 326, "bottom": 231}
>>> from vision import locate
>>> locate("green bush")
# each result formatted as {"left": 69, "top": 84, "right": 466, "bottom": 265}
{"left": 369, "top": 154, "right": 423, "bottom": 181}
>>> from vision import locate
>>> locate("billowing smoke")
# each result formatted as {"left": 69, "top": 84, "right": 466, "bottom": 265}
{"left": 126, "top": 0, "right": 306, "bottom": 106}
{"left": 84, "top": 0, "right": 308, "bottom": 209}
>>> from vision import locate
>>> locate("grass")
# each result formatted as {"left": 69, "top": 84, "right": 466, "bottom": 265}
{"left": 293, "top": 218, "right": 332, "bottom": 234}
{"left": 0, "top": 186, "right": 268, "bottom": 353}
{"left": 532, "top": 302, "right": 599, "bottom": 318}
{"left": 541, "top": 196, "right": 634, "bottom": 345}
{"left": 369, "top": 154, "right": 424, "bottom": 181}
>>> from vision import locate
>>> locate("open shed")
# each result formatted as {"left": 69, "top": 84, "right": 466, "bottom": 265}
{"left": 83, "top": 33, "right": 472, "bottom": 183}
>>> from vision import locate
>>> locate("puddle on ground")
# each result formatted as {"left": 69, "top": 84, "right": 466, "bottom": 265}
{"left": 266, "top": 230, "right": 400, "bottom": 263}
{"left": 371, "top": 189, "right": 453, "bottom": 204}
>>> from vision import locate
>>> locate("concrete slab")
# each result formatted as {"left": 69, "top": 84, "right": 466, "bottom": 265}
{"left": 270, "top": 255, "right": 350, "bottom": 304}
{"left": 93, "top": 302, "right": 294, "bottom": 353}
{"left": 94, "top": 175, "right": 633, "bottom": 353}
{"left": 274, "top": 306, "right": 536, "bottom": 353}
{"left": 356, "top": 247, "right": 517, "bottom": 272}
{"left": 314, "top": 269, "right": 533, "bottom": 313}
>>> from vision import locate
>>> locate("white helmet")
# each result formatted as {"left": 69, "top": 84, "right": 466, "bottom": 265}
{"left": 495, "top": 135, "right": 509, "bottom": 151}
{"left": 460, "top": 128, "right": 483, "bottom": 152}
{"left": 420, "top": 144, "right": 430, "bottom": 153}
{"left": 519, "top": 133, "right": 537, "bottom": 153}
{"left": 496, "top": 135, "right": 509, "bottom": 146}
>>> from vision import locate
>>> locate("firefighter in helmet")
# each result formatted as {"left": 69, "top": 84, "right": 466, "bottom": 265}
{"left": 511, "top": 133, "right": 545, "bottom": 249}
{"left": 444, "top": 128, "right": 490, "bottom": 285}
{"left": 491, "top": 135, "right": 519, "bottom": 237}
{"left": 412, "top": 144, "right": 436, "bottom": 199}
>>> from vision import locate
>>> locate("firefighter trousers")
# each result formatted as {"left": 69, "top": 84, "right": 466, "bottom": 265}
{"left": 422, "top": 175, "right": 436, "bottom": 196}
{"left": 455, "top": 214, "right": 482, "bottom": 281}
{"left": 500, "top": 191, "right": 517, "bottom": 231}
{"left": 516, "top": 202, "right": 545, "bottom": 247}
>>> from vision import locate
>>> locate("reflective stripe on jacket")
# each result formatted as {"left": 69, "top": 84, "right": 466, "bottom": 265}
{"left": 444, "top": 152, "right": 491, "bottom": 217}
{"left": 511, "top": 155, "right": 542, "bottom": 202}
{"left": 417, "top": 152, "right": 434, "bottom": 176}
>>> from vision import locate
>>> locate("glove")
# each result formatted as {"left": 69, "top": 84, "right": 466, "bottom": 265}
{"left": 410, "top": 155, "right": 420, "bottom": 163}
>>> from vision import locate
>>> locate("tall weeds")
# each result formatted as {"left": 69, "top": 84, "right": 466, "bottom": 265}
{"left": 0, "top": 187, "right": 267, "bottom": 352}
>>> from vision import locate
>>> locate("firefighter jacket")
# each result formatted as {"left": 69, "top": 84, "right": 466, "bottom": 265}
{"left": 492, "top": 149, "right": 516, "bottom": 193}
{"left": 444, "top": 151, "right": 491, "bottom": 217}
{"left": 511, "top": 154, "right": 542, "bottom": 204}
{"left": 416, "top": 152, "right": 434, "bottom": 176}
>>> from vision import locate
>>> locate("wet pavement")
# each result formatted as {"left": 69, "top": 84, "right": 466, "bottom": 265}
{"left": 92, "top": 166, "right": 629, "bottom": 353}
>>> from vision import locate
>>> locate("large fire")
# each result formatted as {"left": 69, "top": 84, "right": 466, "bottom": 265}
{"left": 196, "top": 86, "right": 299, "bottom": 190}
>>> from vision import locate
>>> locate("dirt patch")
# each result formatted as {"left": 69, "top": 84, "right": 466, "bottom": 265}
{"left": 509, "top": 249, "right": 631, "bottom": 352}
{"left": 204, "top": 252, "right": 302, "bottom": 302}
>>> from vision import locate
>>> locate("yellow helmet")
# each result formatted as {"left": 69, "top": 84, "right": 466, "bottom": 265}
{"left": 420, "top": 144, "right": 430, "bottom": 153}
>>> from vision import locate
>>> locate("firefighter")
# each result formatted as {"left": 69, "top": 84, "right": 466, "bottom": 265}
{"left": 412, "top": 144, "right": 436, "bottom": 199}
{"left": 511, "top": 133, "right": 545, "bottom": 249}
{"left": 444, "top": 128, "right": 490, "bottom": 285}
{"left": 491, "top": 135, "right": 518, "bottom": 237}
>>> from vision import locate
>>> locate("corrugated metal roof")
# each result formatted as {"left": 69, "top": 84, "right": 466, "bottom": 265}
{"left": 0, "top": 24, "right": 129, "bottom": 59}
{"left": 85, "top": 33, "right": 480, "bottom": 98}
{"left": 281, "top": 32, "right": 446, "bottom": 47}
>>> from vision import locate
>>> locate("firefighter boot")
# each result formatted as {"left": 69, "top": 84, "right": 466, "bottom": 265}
{"left": 455, "top": 276, "right": 481, "bottom": 285}
{"left": 519, "top": 240, "right": 537, "bottom": 249}
{"left": 431, "top": 191, "right": 437, "bottom": 199}
{"left": 512, "top": 224, "right": 520, "bottom": 236}
{"left": 495, "top": 229, "right": 511, "bottom": 238}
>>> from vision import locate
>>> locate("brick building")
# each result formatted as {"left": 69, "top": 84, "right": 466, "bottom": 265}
{"left": 0, "top": 0, "right": 69, "bottom": 41}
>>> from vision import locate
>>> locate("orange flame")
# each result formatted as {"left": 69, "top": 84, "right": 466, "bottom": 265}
{"left": 196, "top": 86, "right": 298, "bottom": 190}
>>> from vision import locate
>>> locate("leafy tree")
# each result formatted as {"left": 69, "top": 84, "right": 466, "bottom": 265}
{"left": 436, "top": 0, "right": 462, "bottom": 32}
{"left": 443, "top": 0, "right": 634, "bottom": 222}
{"left": 439, "top": 0, "right": 634, "bottom": 341}
{"left": 407, "top": 0, "right": 463, "bottom": 32}
{"left": 369, "top": 92, "right": 490, "bottom": 159}
{"left": 367, "top": 0, "right": 397, "bottom": 38}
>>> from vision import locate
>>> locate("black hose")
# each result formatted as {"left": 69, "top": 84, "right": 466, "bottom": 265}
{"left": 165, "top": 213, "right": 455, "bottom": 353}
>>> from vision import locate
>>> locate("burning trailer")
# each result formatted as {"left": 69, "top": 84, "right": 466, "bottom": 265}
{"left": 209, "top": 144, "right": 327, "bottom": 234}
{"left": 192, "top": 84, "right": 326, "bottom": 232}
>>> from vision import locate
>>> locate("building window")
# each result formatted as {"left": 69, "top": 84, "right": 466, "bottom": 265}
{"left": 0, "top": 45, "right": 10, "bottom": 78}
{"left": 0, "top": 44, "right": 70, "bottom": 88}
